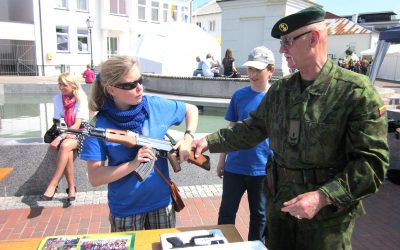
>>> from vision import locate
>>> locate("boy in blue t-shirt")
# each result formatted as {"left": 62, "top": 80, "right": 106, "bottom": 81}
{"left": 216, "top": 46, "right": 275, "bottom": 242}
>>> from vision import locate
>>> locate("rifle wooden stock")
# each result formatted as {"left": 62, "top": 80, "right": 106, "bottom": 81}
{"left": 168, "top": 151, "right": 211, "bottom": 173}
{"left": 168, "top": 153, "right": 181, "bottom": 173}
{"left": 188, "top": 151, "right": 210, "bottom": 171}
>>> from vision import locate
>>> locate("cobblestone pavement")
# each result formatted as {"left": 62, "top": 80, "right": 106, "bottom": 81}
{"left": 0, "top": 184, "right": 223, "bottom": 210}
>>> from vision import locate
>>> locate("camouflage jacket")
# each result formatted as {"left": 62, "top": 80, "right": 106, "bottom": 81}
{"left": 207, "top": 58, "right": 389, "bottom": 207}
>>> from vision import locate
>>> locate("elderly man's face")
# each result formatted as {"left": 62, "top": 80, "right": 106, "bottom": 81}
{"left": 279, "top": 28, "right": 313, "bottom": 69}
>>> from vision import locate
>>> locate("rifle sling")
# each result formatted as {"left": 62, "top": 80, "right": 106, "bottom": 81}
{"left": 153, "top": 165, "right": 171, "bottom": 185}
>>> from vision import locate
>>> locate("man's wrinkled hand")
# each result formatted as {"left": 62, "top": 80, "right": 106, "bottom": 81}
{"left": 281, "top": 190, "right": 331, "bottom": 220}
{"left": 191, "top": 138, "right": 209, "bottom": 159}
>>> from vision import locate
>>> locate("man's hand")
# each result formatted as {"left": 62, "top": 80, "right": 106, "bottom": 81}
{"left": 216, "top": 153, "right": 226, "bottom": 178}
{"left": 192, "top": 138, "right": 209, "bottom": 159}
{"left": 216, "top": 161, "right": 224, "bottom": 178}
{"left": 281, "top": 190, "right": 331, "bottom": 220}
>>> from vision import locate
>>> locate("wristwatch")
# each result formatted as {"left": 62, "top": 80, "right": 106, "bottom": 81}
{"left": 184, "top": 130, "right": 194, "bottom": 139}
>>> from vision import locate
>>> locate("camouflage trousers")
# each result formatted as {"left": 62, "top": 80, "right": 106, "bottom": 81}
{"left": 265, "top": 182, "right": 357, "bottom": 250}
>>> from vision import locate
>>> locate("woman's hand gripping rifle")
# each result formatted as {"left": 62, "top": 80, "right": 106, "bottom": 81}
{"left": 58, "top": 123, "right": 211, "bottom": 181}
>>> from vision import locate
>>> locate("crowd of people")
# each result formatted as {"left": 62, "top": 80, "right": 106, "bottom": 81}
{"left": 39, "top": 6, "right": 389, "bottom": 250}
{"left": 193, "top": 49, "right": 240, "bottom": 78}
{"left": 337, "top": 54, "right": 370, "bottom": 75}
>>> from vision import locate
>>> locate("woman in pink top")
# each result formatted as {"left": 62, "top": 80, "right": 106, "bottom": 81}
{"left": 82, "top": 64, "right": 95, "bottom": 84}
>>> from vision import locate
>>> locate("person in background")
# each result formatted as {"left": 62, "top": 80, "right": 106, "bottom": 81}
{"left": 192, "top": 56, "right": 203, "bottom": 76}
{"left": 80, "top": 56, "right": 199, "bottom": 232}
{"left": 211, "top": 54, "right": 221, "bottom": 77}
{"left": 222, "top": 48, "right": 239, "bottom": 78}
{"left": 216, "top": 46, "right": 275, "bottom": 242}
{"left": 359, "top": 57, "right": 369, "bottom": 75}
{"left": 192, "top": 6, "right": 388, "bottom": 249}
{"left": 82, "top": 64, "right": 95, "bottom": 84}
{"left": 202, "top": 53, "right": 220, "bottom": 77}
{"left": 40, "top": 72, "right": 89, "bottom": 201}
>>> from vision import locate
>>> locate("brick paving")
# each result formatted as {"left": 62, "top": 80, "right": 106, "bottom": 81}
{"left": 0, "top": 182, "right": 399, "bottom": 249}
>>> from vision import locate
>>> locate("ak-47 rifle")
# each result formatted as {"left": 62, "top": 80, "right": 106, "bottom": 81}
{"left": 57, "top": 119, "right": 210, "bottom": 182}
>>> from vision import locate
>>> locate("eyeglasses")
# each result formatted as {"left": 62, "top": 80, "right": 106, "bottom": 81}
{"left": 113, "top": 76, "right": 143, "bottom": 90}
{"left": 280, "top": 31, "right": 311, "bottom": 47}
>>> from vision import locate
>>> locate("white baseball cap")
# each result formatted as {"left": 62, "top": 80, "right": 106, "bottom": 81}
{"left": 242, "top": 46, "right": 275, "bottom": 70}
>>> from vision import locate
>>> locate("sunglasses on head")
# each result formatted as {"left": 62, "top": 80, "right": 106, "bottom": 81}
{"left": 113, "top": 76, "right": 143, "bottom": 90}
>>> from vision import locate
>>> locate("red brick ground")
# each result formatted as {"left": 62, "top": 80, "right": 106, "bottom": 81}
{"left": 0, "top": 182, "right": 399, "bottom": 250}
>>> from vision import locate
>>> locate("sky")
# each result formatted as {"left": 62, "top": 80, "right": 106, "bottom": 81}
{"left": 192, "top": 0, "right": 210, "bottom": 9}
{"left": 316, "top": 0, "right": 400, "bottom": 16}
{"left": 193, "top": 0, "right": 400, "bottom": 16}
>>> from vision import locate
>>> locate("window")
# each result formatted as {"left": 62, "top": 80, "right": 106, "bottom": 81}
{"left": 107, "top": 37, "right": 118, "bottom": 58}
{"left": 209, "top": 20, "right": 215, "bottom": 32}
{"left": 163, "top": 3, "right": 168, "bottom": 22}
{"left": 77, "top": 28, "right": 89, "bottom": 52}
{"left": 56, "top": 26, "right": 69, "bottom": 51}
{"left": 55, "top": 0, "right": 68, "bottom": 9}
{"left": 151, "top": 1, "right": 159, "bottom": 22}
{"left": 76, "top": 0, "right": 88, "bottom": 11}
{"left": 196, "top": 22, "right": 201, "bottom": 28}
{"left": 182, "top": 6, "right": 189, "bottom": 23}
{"left": 138, "top": 0, "right": 146, "bottom": 20}
{"left": 171, "top": 4, "right": 177, "bottom": 21}
{"left": 110, "top": 0, "right": 126, "bottom": 15}
{"left": 181, "top": 6, "right": 189, "bottom": 22}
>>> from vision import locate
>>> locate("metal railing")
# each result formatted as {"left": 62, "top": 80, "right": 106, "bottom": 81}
{"left": 0, "top": 41, "right": 38, "bottom": 76}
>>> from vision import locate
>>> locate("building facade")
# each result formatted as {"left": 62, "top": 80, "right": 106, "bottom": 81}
{"left": 192, "top": 0, "right": 221, "bottom": 42}
{"left": 343, "top": 11, "right": 400, "bottom": 32}
{"left": 216, "top": 0, "right": 318, "bottom": 76}
{"left": 0, "top": 0, "right": 192, "bottom": 76}
{"left": 326, "top": 18, "right": 378, "bottom": 61}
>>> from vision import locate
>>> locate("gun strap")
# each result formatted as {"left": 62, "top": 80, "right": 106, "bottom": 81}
{"left": 154, "top": 164, "right": 185, "bottom": 212}
{"left": 153, "top": 165, "right": 171, "bottom": 185}
{"left": 165, "top": 132, "right": 177, "bottom": 145}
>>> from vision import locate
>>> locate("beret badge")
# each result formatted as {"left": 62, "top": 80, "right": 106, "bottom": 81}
{"left": 279, "top": 23, "right": 288, "bottom": 32}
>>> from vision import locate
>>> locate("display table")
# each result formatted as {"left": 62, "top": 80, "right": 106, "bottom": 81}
{"left": 0, "top": 224, "right": 243, "bottom": 250}
{"left": 0, "top": 168, "right": 13, "bottom": 181}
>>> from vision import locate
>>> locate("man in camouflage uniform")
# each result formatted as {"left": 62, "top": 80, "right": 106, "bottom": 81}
{"left": 192, "top": 6, "right": 389, "bottom": 250}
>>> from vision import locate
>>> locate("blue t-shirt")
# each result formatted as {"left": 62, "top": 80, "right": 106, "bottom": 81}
{"left": 80, "top": 96, "right": 186, "bottom": 217}
{"left": 224, "top": 86, "right": 272, "bottom": 176}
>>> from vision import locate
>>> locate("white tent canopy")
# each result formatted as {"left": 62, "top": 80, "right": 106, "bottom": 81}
{"left": 360, "top": 44, "right": 400, "bottom": 56}
{"left": 132, "top": 23, "right": 221, "bottom": 77}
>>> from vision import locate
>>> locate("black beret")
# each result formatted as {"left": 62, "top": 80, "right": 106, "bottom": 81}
{"left": 271, "top": 6, "right": 326, "bottom": 39}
